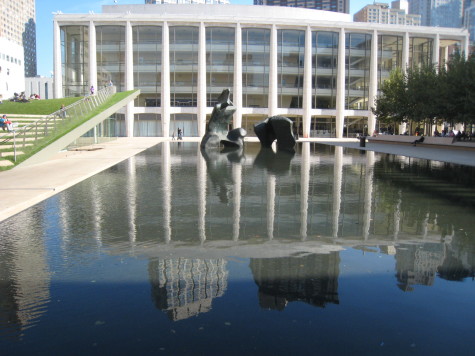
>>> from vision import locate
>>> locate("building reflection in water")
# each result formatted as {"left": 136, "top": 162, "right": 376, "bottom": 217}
{"left": 250, "top": 253, "right": 340, "bottom": 310}
{"left": 148, "top": 258, "right": 228, "bottom": 321}
{"left": 1, "top": 141, "right": 475, "bottom": 330}
{"left": 0, "top": 208, "right": 51, "bottom": 338}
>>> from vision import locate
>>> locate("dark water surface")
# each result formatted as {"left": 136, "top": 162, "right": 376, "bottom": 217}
{"left": 1, "top": 142, "right": 474, "bottom": 355}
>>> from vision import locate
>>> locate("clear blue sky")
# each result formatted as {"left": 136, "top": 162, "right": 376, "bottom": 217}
{"left": 36, "top": 0, "right": 367, "bottom": 77}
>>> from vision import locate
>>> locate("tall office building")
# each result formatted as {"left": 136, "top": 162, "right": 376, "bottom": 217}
{"left": 0, "top": 0, "right": 36, "bottom": 77}
{"left": 146, "top": 0, "right": 230, "bottom": 3}
{"left": 464, "top": 3, "right": 475, "bottom": 44}
{"left": 354, "top": 1, "right": 421, "bottom": 25}
{"left": 409, "top": 0, "right": 464, "bottom": 28}
{"left": 253, "top": 0, "right": 349, "bottom": 14}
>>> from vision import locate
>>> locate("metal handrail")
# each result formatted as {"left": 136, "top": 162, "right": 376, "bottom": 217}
{"left": 0, "top": 86, "right": 116, "bottom": 162}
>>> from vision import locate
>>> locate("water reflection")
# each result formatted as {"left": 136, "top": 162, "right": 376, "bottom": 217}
{"left": 1, "top": 142, "right": 475, "bottom": 341}
{"left": 149, "top": 258, "right": 228, "bottom": 321}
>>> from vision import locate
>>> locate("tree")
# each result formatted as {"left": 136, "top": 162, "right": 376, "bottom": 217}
{"left": 372, "top": 68, "right": 408, "bottom": 131}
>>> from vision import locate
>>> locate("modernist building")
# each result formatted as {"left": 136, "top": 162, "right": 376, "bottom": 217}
{"left": 253, "top": 0, "right": 349, "bottom": 14}
{"left": 53, "top": 4, "right": 469, "bottom": 138}
{"left": 0, "top": 0, "right": 36, "bottom": 77}
{"left": 354, "top": 1, "right": 422, "bottom": 26}
{"left": 146, "top": 0, "right": 229, "bottom": 3}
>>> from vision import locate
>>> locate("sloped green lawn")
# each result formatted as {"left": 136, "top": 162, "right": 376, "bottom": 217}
{"left": 0, "top": 97, "right": 83, "bottom": 115}
{"left": 0, "top": 90, "right": 137, "bottom": 170}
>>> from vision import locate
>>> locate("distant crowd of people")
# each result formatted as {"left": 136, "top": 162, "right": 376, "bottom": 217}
{"left": 433, "top": 129, "right": 475, "bottom": 141}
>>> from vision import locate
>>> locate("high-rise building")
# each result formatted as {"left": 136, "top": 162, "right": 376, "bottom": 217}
{"left": 146, "top": 0, "right": 230, "bottom": 3}
{"left": 409, "top": 0, "right": 464, "bottom": 28}
{"left": 253, "top": 0, "right": 349, "bottom": 14}
{"left": 354, "top": 1, "right": 421, "bottom": 25}
{"left": 0, "top": 0, "right": 36, "bottom": 77}
{"left": 464, "top": 2, "right": 475, "bottom": 44}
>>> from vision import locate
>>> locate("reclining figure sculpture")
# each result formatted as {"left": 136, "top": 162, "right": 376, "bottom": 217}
{"left": 200, "top": 89, "right": 247, "bottom": 150}
{"left": 254, "top": 116, "right": 296, "bottom": 152}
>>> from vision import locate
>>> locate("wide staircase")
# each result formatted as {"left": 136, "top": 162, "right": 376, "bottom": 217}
{"left": 0, "top": 87, "right": 117, "bottom": 168}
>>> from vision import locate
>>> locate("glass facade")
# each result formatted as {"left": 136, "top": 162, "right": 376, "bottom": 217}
{"left": 134, "top": 114, "right": 162, "bottom": 136}
{"left": 378, "top": 35, "right": 403, "bottom": 86}
{"left": 169, "top": 26, "right": 199, "bottom": 107}
{"left": 312, "top": 31, "right": 338, "bottom": 109}
{"left": 409, "top": 37, "right": 433, "bottom": 68}
{"left": 96, "top": 26, "right": 126, "bottom": 91}
{"left": 61, "top": 26, "right": 89, "bottom": 97}
{"left": 242, "top": 28, "right": 270, "bottom": 108}
{"left": 133, "top": 26, "right": 162, "bottom": 107}
{"left": 277, "top": 29, "right": 305, "bottom": 108}
{"left": 206, "top": 27, "right": 235, "bottom": 106}
{"left": 57, "top": 13, "right": 465, "bottom": 139}
{"left": 345, "top": 33, "right": 371, "bottom": 110}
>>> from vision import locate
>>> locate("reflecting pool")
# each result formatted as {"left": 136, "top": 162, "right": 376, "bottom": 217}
{"left": 1, "top": 142, "right": 474, "bottom": 355}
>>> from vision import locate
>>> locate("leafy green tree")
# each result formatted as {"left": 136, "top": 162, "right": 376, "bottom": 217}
{"left": 372, "top": 68, "right": 408, "bottom": 131}
{"left": 440, "top": 51, "right": 475, "bottom": 128}
{"left": 406, "top": 64, "right": 441, "bottom": 132}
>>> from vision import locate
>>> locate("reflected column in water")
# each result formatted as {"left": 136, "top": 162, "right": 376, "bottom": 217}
{"left": 162, "top": 142, "right": 172, "bottom": 243}
{"left": 127, "top": 156, "right": 137, "bottom": 246}
{"left": 300, "top": 142, "right": 310, "bottom": 240}
{"left": 363, "top": 151, "right": 374, "bottom": 240}
{"left": 332, "top": 146, "right": 343, "bottom": 238}
{"left": 197, "top": 145, "right": 207, "bottom": 242}
{"left": 267, "top": 174, "right": 276, "bottom": 240}
{"left": 233, "top": 163, "right": 242, "bottom": 241}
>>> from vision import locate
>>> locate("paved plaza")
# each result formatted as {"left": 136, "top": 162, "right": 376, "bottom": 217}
{"left": 0, "top": 137, "right": 474, "bottom": 223}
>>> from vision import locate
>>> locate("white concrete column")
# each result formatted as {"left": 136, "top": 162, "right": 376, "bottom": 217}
{"left": 197, "top": 146, "right": 207, "bottom": 243}
{"left": 268, "top": 24, "right": 278, "bottom": 117}
{"left": 125, "top": 21, "right": 134, "bottom": 137}
{"left": 53, "top": 20, "right": 63, "bottom": 98}
{"left": 402, "top": 32, "right": 410, "bottom": 73}
{"left": 463, "top": 35, "right": 469, "bottom": 59}
{"left": 89, "top": 20, "right": 97, "bottom": 93}
{"left": 302, "top": 26, "right": 312, "bottom": 138}
{"left": 125, "top": 21, "right": 134, "bottom": 91}
{"left": 433, "top": 33, "right": 440, "bottom": 70}
{"left": 198, "top": 22, "right": 207, "bottom": 137}
{"left": 162, "top": 22, "right": 171, "bottom": 138}
{"left": 267, "top": 174, "right": 276, "bottom": 240}
{"left": 335, "top": 28, "right": 346, "bottom": 139}
{"left": 363, "top": 151, "right": 374, "bottom": 241}
{"left": 232, "top": 164, "right": 242, "bottom": 241}
{"left": 332, "top": 146, "right": 343, "bottom": 238}
{"left": 162, "top": 142, "right": 172, "bottom": 243}
{"left": 368, "top": 30, "right": 378, "bottom": 136}
{"left": 300, "top": 142, "right": 310, "bottom": 240}
{"left": 233, "top": 23, "right": 243, "bottom": 129}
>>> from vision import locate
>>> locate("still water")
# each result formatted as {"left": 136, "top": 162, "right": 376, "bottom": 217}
{"left": 1, "top": 142, "right": 474, "bottom": 355}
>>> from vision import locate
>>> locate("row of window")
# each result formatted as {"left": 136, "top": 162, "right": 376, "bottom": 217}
{"left": 0, "top": 52, "right": 22, "bottom": 66}
{"left": 60, "top": 25, "right": 451, "bottom": 110}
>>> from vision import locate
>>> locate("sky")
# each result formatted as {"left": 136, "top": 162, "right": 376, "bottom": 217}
{"left": 35, "top": 0, "right": 367, "bottom": 77}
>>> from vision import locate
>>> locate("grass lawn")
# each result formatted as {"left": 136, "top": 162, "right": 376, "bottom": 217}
{"left": 0, "top": 97, "right": 83, "bottom": 115}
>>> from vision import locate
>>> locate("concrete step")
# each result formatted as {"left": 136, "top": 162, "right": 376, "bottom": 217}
{"left": 0, "top": 151, "right": 24, "bottom": 158}
{"left": 0, "top": 159, "right": 14, "bottom": 167}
